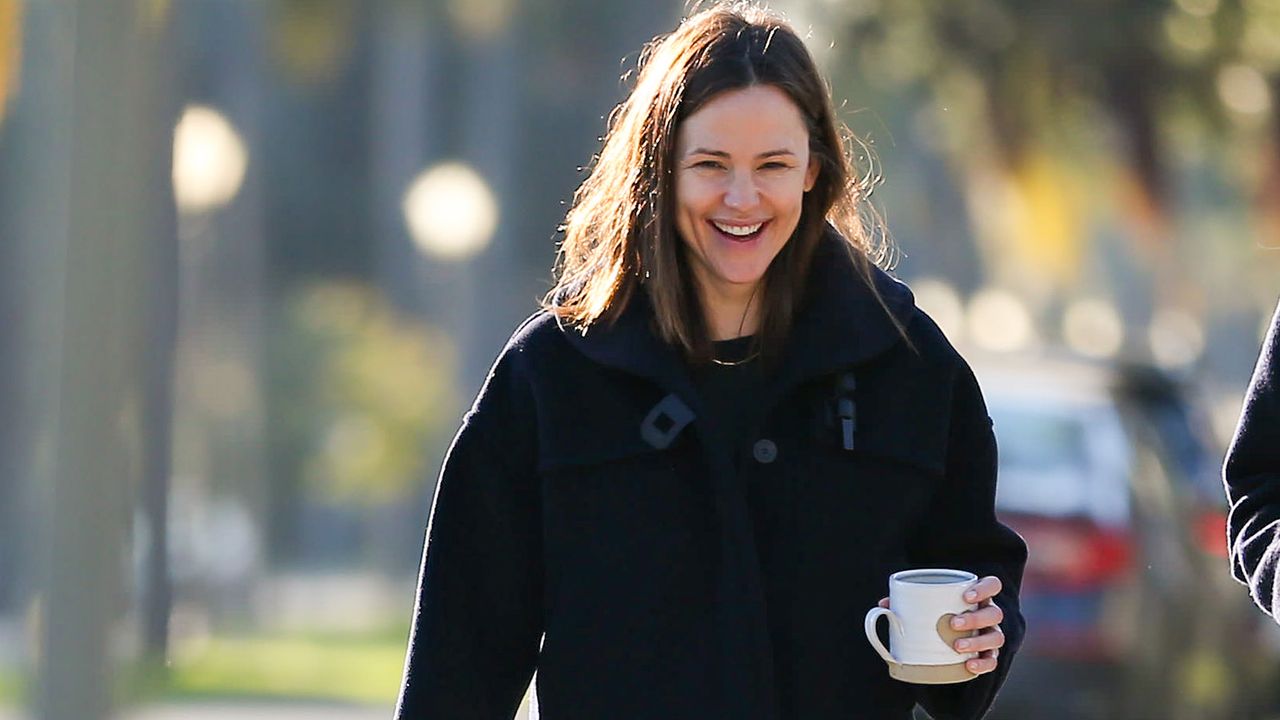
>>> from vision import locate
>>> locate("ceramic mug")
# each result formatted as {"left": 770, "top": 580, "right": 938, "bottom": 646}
{"left": 863, "top": 568, "right": 980, "bottom": 684}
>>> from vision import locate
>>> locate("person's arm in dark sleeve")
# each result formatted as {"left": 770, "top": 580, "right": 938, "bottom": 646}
{"left": 908, "top": 361, "right": 1028, "bottom": 720}
{"left": 395, "top": 351, "right": 543, "bottom": 720}
{"left": 1226, "top": 300, "right": 1280, "bottom": 620}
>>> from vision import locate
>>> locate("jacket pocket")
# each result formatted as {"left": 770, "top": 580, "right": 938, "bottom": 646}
{"left": 532, "top": 384, "right": 717, "bottom": 637}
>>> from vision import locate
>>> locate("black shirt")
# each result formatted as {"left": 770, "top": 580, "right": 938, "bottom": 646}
{"left": 693, "top": 336, "right": 791, "bottom": 573}
{"left": 694, "top": 335, "right": 768, "bottom": 467}
{"left": 693, "top": 335, "right": 796, "bottom": 706}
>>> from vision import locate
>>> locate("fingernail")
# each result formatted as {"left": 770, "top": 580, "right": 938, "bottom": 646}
{"left": 956, "top": 640, "right": 970, "bottom": 651}
{"left": 965, "top": 590, "right": 978, "bottom": 600}
{"left": 968, "top": 660, "right": 979, "bottom": 671}
{"left": 951, "top": 617, "right": 964, "bottom": 629}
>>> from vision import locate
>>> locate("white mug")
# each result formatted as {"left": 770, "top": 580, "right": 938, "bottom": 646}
{"left": 863, "top": 568, "right": 979, "bottom": 684}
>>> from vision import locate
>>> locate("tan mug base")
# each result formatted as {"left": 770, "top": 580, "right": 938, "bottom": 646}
{"left": 888, "top": 660, "right": 976, "bottom": 685}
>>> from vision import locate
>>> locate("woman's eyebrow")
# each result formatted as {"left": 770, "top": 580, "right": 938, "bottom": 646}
{"left": 685, "top": 148, "right": 797, "bottom": 158}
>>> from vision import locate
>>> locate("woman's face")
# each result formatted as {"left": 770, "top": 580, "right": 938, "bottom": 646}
{"left": 674, "top": 84, "right": 819, "bottom": 304}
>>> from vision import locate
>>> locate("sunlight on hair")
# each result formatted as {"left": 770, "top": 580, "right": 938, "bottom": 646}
{"left": 403, "top": 162, "right": 499, "bottom": 261}
{"left": 172, "top": 104, "right": 248, "bottom": 214}
{"left": 1062, "top": 298, "right": 1124, "bottom": 359}
{"left": 910, "top": 277, "right": 965, "bottom": 343}
{"left": 1149, "top": 307, "right": 1205, "bottom": 370}
{"left": 968, "top": 287, "right": 1035, "bottom": 353}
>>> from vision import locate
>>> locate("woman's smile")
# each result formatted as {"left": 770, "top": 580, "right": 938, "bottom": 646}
{"left": 709, "top": 219, "right": 769, "bottom": 242}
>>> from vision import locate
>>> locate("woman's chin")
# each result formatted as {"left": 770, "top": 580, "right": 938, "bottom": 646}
{"left": 705, "top": 268, "right": 768, "bottom": 291}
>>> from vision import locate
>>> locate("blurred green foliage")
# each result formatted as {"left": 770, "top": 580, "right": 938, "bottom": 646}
{"left": 269, "top": 282, "right": 458, "bottom": 508}
{"left": 0, "top": 668, "right": 20, "bottom": 705}
{"left": 787, "top": 0, "right": 1280, "bottom": 308}
{"left": 826, "top": 0, "right": 1280, "bottom": 171}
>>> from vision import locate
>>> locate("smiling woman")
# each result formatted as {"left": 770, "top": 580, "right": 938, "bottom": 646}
{"left": 394, "top": 4, "right": 1026, "bottom": 720}
{"left": 674, "top": 85, "right": 819, "bottom": 340}
{"left": 544, "top": 2, "right": 887, "bottom": 366}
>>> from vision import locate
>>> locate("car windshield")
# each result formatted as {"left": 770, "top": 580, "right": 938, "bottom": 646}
{"left": 989, "top": 400, "right": 1131, "bottom": 526}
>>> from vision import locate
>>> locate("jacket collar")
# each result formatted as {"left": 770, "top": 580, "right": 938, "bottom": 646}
{"left": 559, "top": 233, "right": 917, "bottom": 395}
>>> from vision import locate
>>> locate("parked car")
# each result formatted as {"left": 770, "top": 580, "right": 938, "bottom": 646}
{"left": 970, "top": 354, "right": 1278, "bottom": 720}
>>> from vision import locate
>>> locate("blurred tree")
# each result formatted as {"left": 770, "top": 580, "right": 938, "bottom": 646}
{"left": 802, "top": 0, "right": 1280, "bottom": 332}
{"left": 0, "top": 0, "right": 21, "bottom": 618}
{"left": 26, "top": 1, "right": 175, "bottom": 717}
{"left": 168, "top": 0, "right": 271, "bottom": 637}
{"left": 137, "top": 0, "right": 180, "bottom": 669}
{"left": 265, "top": 282, "right": 458, "bottom": 566}
{"left": 261, "top": 0, "right": 372, "bottom": 284}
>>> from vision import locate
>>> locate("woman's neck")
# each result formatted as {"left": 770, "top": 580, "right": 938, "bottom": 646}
{"left": 700, "top": 282, "right": 762, "bottom": 341}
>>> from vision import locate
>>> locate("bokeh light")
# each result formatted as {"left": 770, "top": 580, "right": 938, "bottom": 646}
{"left": 1062, "top": 298, "right": 1125, "bottom": 359}
{"left": 1164, "top": 12, "right": 1215, "bottom": 59}
{"left": 1175, "top": 0, "right": 1220, "bottom": 17}
{"left": 1217, "top": 64, "right": 1272, "bottom": 117}
{"left": 172, "top": 104, "right": 249, "bottom": 214}
{"left": 1149, "top": 307, "right": 1206, "bottom": 369}
{"left": 402, "top": 162, "right": 499, "bottom": 261}
{"left": 446, "top": 0, "right": 517, "bottom": 42}
{"left": 910, "top": 277, "right": 966, "bottom": 344}
{"left": 968, "top": 287, "right": 1035, "bottom": 353}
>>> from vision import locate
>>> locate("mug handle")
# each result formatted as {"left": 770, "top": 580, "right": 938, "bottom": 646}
{"left": 864, "top": 606, "right": 903, "bottom": 665}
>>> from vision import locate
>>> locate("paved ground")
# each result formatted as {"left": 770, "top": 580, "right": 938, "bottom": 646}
{"left": 130, "top": 702, "right": 393, "bottom": 719}
{"left": 0, "top": 701, "right": 393, "bottom": 720}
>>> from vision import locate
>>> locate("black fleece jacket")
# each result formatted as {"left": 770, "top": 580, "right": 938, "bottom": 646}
{"left": 395, "top": 236, "right": 1027, "bottom": 720}
{"left": 1226, "top": 300, "right": 1280, "bottom": 619}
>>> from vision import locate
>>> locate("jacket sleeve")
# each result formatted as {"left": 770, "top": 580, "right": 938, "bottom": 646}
{"left": 395, "top": 350, "right": 543, "bottom": 720}
{"left": 1225, "top": 300, "right": 1280, "bottom": 620}
{"left": 907, "top": 360, "right": 1028, "bottom": 720}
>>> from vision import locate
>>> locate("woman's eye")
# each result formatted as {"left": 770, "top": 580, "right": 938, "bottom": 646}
{"left": 692, "top": 160, "right": 724, "bottom": 170}
{"left": 760, "top": 162, "right": 790, "bottom": 171}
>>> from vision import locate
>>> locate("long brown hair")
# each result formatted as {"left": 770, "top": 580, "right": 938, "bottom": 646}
{"left": 544, "top": 1, "right": 891, "bottom": 363}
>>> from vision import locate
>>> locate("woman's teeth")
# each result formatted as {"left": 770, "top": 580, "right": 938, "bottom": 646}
{"left": 712, "top": 221, "right": 764, "bottom": 237}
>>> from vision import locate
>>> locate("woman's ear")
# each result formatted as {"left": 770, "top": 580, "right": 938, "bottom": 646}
{"left": 804, "top": 155, "right": 820, "bottom": 192}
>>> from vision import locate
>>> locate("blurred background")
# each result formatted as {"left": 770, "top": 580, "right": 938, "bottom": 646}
{"left": 2, "top": 0, "right": 1279, "bottom": 718}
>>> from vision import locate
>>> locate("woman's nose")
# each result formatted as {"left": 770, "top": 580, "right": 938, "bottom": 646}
{"left": 723, "top": 172, "right": 759, "bottom": 210}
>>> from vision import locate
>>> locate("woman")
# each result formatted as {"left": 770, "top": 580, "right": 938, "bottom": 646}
{"left": 1226, "top": 301, "right": 1280, "bottom": 619}
{"left": 395, "top": 4, "right": 1026, "bottom": 719}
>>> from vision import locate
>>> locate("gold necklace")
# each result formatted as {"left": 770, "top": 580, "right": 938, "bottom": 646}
{"left": 709, "top": 351, "right": 760, "bottom": 367}
{"left": 709, "top": 285, "right": 761, "bottom": 367}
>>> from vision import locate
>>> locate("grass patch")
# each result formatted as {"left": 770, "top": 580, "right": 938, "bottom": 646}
{"left": 0, "top": 670, "right": 23, "bottom": 705}
{"left": 163, "top": 627, "right": 408, "bottom": 706}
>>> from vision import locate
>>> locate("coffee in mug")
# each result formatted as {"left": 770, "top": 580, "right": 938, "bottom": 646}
{"left": 863, "top": 568, "right": 979, "bottom": 684}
